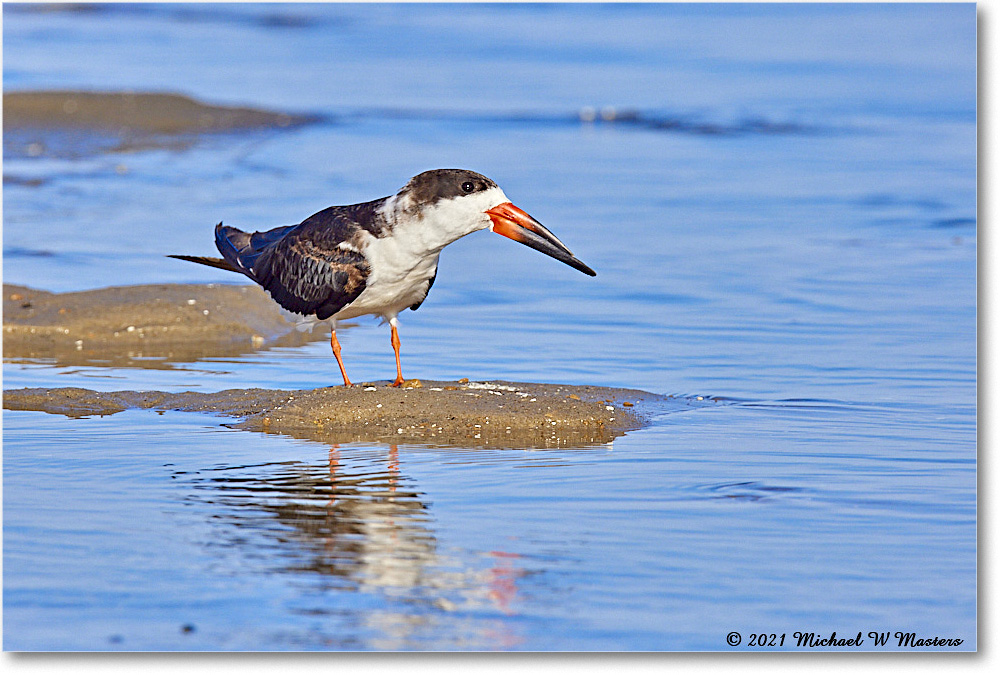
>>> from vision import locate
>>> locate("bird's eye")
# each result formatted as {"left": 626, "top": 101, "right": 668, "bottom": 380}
{"left": 461, "top": 181, "right": 475, "bottom": 193}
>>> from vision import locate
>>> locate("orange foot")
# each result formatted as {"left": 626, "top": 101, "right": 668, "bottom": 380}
{"left": 390, "top": 376, "right": 404, "bottom": 388}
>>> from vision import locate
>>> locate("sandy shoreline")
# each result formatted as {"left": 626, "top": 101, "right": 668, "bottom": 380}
{"left": 2, "top": 282, "right": 683, "bottom": 447}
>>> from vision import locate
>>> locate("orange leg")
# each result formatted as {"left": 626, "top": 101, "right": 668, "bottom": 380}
{"left": 330, "top": 330, "right": 353, "bottom": 387}
{"left": 389, "top": 320, "right": 405, "bottom": 387}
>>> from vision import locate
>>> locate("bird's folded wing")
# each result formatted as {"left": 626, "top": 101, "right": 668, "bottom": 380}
{"left": 242, "top": 223, "right": 370, "bottom": 320}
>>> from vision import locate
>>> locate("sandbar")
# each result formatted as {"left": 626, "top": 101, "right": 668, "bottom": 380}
{"left": 2, "top": 282, "right": 688, "bottom": 447}
{"left": 3, "top": 283, "right": 311, "bottom": 367}
{"left": 4, "top": 90, "right": 316, "bottom": 134}
{"left": 3, "top": 381, "right": 658, "bottom": 448}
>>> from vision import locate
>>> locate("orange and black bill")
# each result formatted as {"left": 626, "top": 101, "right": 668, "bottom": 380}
{"left": 486, "top": 202, "right": 596, "bottom": 277}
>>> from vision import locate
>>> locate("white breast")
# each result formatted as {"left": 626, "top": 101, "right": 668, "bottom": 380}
{"left": 331, "top": 185, "right": 509, "bottom": 322}
{"left": 331, "top": 230, "right": 437, "bottom": 321}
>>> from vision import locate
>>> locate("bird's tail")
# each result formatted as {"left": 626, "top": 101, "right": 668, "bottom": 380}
{"left": 167, "top": 254, "right": 241, "bottom": 273}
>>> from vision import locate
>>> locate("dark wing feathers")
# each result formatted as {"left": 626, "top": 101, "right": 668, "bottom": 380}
{"left": 255, "top": 232, "right": 369, "bottom": 320}
{"left": 215, "top": 222, "right": 298, "bottom": 274}
{"left": 213, "top": 212, "right": 371, "bottom": 320}
{"left": 174, "top": 199, "right": 393, "bottom": 320}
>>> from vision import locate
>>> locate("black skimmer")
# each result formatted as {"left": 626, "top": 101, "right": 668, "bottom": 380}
{"left": 170, "top": 169, "right": 595, "bottom": 387}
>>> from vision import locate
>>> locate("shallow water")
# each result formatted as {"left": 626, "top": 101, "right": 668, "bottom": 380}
{"left": 2, "top": 3, "right": 976, "bottom": 650}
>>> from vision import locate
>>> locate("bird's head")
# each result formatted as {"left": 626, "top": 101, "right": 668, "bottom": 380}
{"left": 394, "top": 169, "right": 596, "bottom": 276}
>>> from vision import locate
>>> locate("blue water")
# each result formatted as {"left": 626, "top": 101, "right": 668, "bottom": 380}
{"left": 2, "top": 3, "right": 976, "bottom": 651}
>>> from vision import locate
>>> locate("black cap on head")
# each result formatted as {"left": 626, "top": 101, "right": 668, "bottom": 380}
{"left": 401, "top": 169, "right": 498, "bottom": 205}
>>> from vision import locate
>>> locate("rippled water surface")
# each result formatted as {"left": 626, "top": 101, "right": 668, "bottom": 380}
{"left": 2, "top": 3, "right": 976, "bottom": 650}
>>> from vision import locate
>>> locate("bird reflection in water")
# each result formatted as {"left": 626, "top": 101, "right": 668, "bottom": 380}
{"left": 178, "top": 442, "right": 525, "bottom": 648}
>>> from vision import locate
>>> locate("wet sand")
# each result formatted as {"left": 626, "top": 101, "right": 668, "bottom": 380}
{"left": 4, "top": 90, "right": 316, "bottom": 134}
{"left": 3, "top": 283, "right": 312, "bottom": 367}
{"left": 3, "top": 281, "right": 675, "bottom": 446}
{"left": 3, "top": 381, "right": 654, "bottom": 448}
{"left": 3, "top": 90, "right": 318, "bottom": 157}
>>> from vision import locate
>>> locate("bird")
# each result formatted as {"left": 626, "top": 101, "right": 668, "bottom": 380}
{"left": 170, "top": 169, "right": 596, "bottom": 387}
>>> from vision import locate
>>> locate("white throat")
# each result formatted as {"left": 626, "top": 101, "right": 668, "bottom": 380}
{"left": 378, "top": 186, "right": 509, "bottom": 257}
{"left": 349, "top": 185, "right": 510, "bottom": 320}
